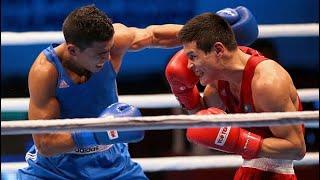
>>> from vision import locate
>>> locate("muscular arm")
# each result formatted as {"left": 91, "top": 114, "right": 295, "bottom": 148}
{"left": 113, "top": 23, "right": 182, "bottom": 52}
{"left": 253, "top": 61, "right": 306, "bottom": 160}
{"left": 29, "top": 54, "right": 75, "bottom": 157}
{"left": 109, "top": 23, "right": 182, "bottom": 72}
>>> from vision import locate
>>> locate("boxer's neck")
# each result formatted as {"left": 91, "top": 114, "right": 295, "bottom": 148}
{"left": 55, "top": 43, "right": 92, "bottom": 83}
{"left": 218, "top": 48, "right": 250, "bottom": 87}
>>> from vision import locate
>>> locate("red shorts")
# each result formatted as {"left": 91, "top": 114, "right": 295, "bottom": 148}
{"left": 234, "top": 167, "right": 297, "bottom": 180}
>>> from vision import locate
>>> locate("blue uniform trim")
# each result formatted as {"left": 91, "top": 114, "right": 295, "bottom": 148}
{"left": 94, "top": 131, "right": 110, "bottom": 144}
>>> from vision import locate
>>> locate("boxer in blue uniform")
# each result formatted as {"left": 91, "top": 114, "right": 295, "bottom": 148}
{"left": 17, "top": 4, "right": 258, "bottom": 179}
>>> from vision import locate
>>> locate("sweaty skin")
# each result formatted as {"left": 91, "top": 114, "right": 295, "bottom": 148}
{"left": 28, "top": 23, "right": 183, "bottom": 156}
{"left": 183, "top": 41, "right": 305, "bottom": 160}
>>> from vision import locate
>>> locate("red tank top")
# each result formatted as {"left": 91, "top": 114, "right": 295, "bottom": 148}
{"left": 217, "top": 46, "right": 303, "bottom": 138}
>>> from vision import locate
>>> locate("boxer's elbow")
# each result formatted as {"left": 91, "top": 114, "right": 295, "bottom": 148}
{"left": 291, "top": 136, "right": 306, "bottom": 160}
{"left": 293, "top": 143, "right": 306, "bottom": 160}
{"left": 145, "top": 25, "right": 180, "bottom": 48}
{"left": 297, "top": 149, "right": 306, "bottom": 160}
{"left": 33, "top": 135, "right": 60, "bottom": 157}
{"left": 285, "top": 140, "right": 306, "bottom": 160}
{"left": 260, "top": 136, "right": 306, "bottom": 160}
{"left": 34, "top": 140, "right": 56, "bottom": 157}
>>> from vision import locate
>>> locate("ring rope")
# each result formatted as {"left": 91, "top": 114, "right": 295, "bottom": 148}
{"left": 258, "top": 23, "right": 319, "bottom": 38}
{"left": 1, "top": 23, "right": 319, "bottom": 45}
{"left": 1, "top": 111, "right": 318, "bottom": 135}
{"left": 1, "top": 88, "right": 318, "bottom": 111}
{"left": 1, "top": 152, "right": 318, "bottom": 172}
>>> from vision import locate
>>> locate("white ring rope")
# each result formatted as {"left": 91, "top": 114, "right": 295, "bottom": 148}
{"left": 1, "top": 111, "right": 318, "bottom": 135}
{"left": 1, "top": 88, "right": 318, "bottom": 112}
{"left": 1, "top": 152, "right": 318, "bottom": 173}
{"left": 258, "top": 23, "right": 319, "bottom": 38}
{"left": 1, "top": 23, "right": 319, "bottom": 45}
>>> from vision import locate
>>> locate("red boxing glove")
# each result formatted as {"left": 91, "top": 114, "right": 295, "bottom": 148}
{"left": 165, "top": 50, "right": 201, "bottom": 110}
{"left": 186, "top": 107, "right": 263, "bottom": 159}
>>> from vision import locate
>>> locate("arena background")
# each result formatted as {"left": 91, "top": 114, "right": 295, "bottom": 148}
{"left": 1, "top": 0, "right": 319, "bottom": 179}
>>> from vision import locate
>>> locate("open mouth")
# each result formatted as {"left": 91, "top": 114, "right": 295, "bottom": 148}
{"left": 194, "top": 70, "right": 203, "bottom": 78}
{"left": 96, "top": 63, "right": 104, "bottom": 68}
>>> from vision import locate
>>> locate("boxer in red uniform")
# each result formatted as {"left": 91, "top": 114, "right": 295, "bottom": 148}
{"left": 166, "top": 12, "right": 305, "bottom": 180}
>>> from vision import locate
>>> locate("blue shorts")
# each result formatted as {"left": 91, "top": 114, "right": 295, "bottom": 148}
{"left": 17, "top": 143, "right": 148, "bottom": 180}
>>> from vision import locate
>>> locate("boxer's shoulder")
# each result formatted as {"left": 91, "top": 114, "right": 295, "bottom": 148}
{"left": 251, "top": 61, "right": 292, "bottom": 111}
{"left": 29, "top": 52, "right": 58, "bottom": 88}
{"left": 253, "top": 59, "right": 290, "bottom": 86}
{"left": 31, "top": 53, "right": 57, "bottom": 76}
{"left": 30, "top": 52, "right": 57, "bottom": 75}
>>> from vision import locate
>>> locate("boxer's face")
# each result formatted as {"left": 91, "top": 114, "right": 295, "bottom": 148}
{"left": 183, "top": 41, "right": 223, "bottom": 86}
{"left": 72, "top": 38, "right": 114, "bottom": 73}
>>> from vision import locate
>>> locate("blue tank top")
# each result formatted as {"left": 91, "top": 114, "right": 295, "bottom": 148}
{"left": 17, "top": 44, "right": 148, "bottom": 180}
{"left": 44, "top": 43, "right": 118, "bottom": 118}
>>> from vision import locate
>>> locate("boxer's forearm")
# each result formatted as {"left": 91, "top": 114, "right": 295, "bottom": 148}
{"left": 33, "top": 133, "right": 75, "bottom": 157}
{"left": 258, "top": 137, "right": 306, "bottom": 160}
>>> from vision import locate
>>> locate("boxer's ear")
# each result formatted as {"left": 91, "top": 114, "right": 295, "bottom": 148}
{"left": 213, "top": 42, "right": 224, "bottom": 58}
{"left": 67, "top": 44, "right": 79, "bottom": 56}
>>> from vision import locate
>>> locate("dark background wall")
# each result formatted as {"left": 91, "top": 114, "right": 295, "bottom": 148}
{"left": 1, "top": 0, "right": 319, "bottom": 86}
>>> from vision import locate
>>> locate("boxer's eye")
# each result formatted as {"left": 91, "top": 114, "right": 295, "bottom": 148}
{"left": 189, "top": 54, "right": 197, "bottom": 61}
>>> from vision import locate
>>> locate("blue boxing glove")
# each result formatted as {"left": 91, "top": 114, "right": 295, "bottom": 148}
{"left": 72, "top": 103, "right": 144, "bottom": 148}
{"left": 217, "top": 6, "right": 258, "bottom": 46}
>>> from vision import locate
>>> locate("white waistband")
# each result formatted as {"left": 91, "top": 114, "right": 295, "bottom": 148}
{"left": 242, "top": 158, "right": 294, "bottom": 174}
{"left": 67, "top": 145, "right": 113, "bottom": 155}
